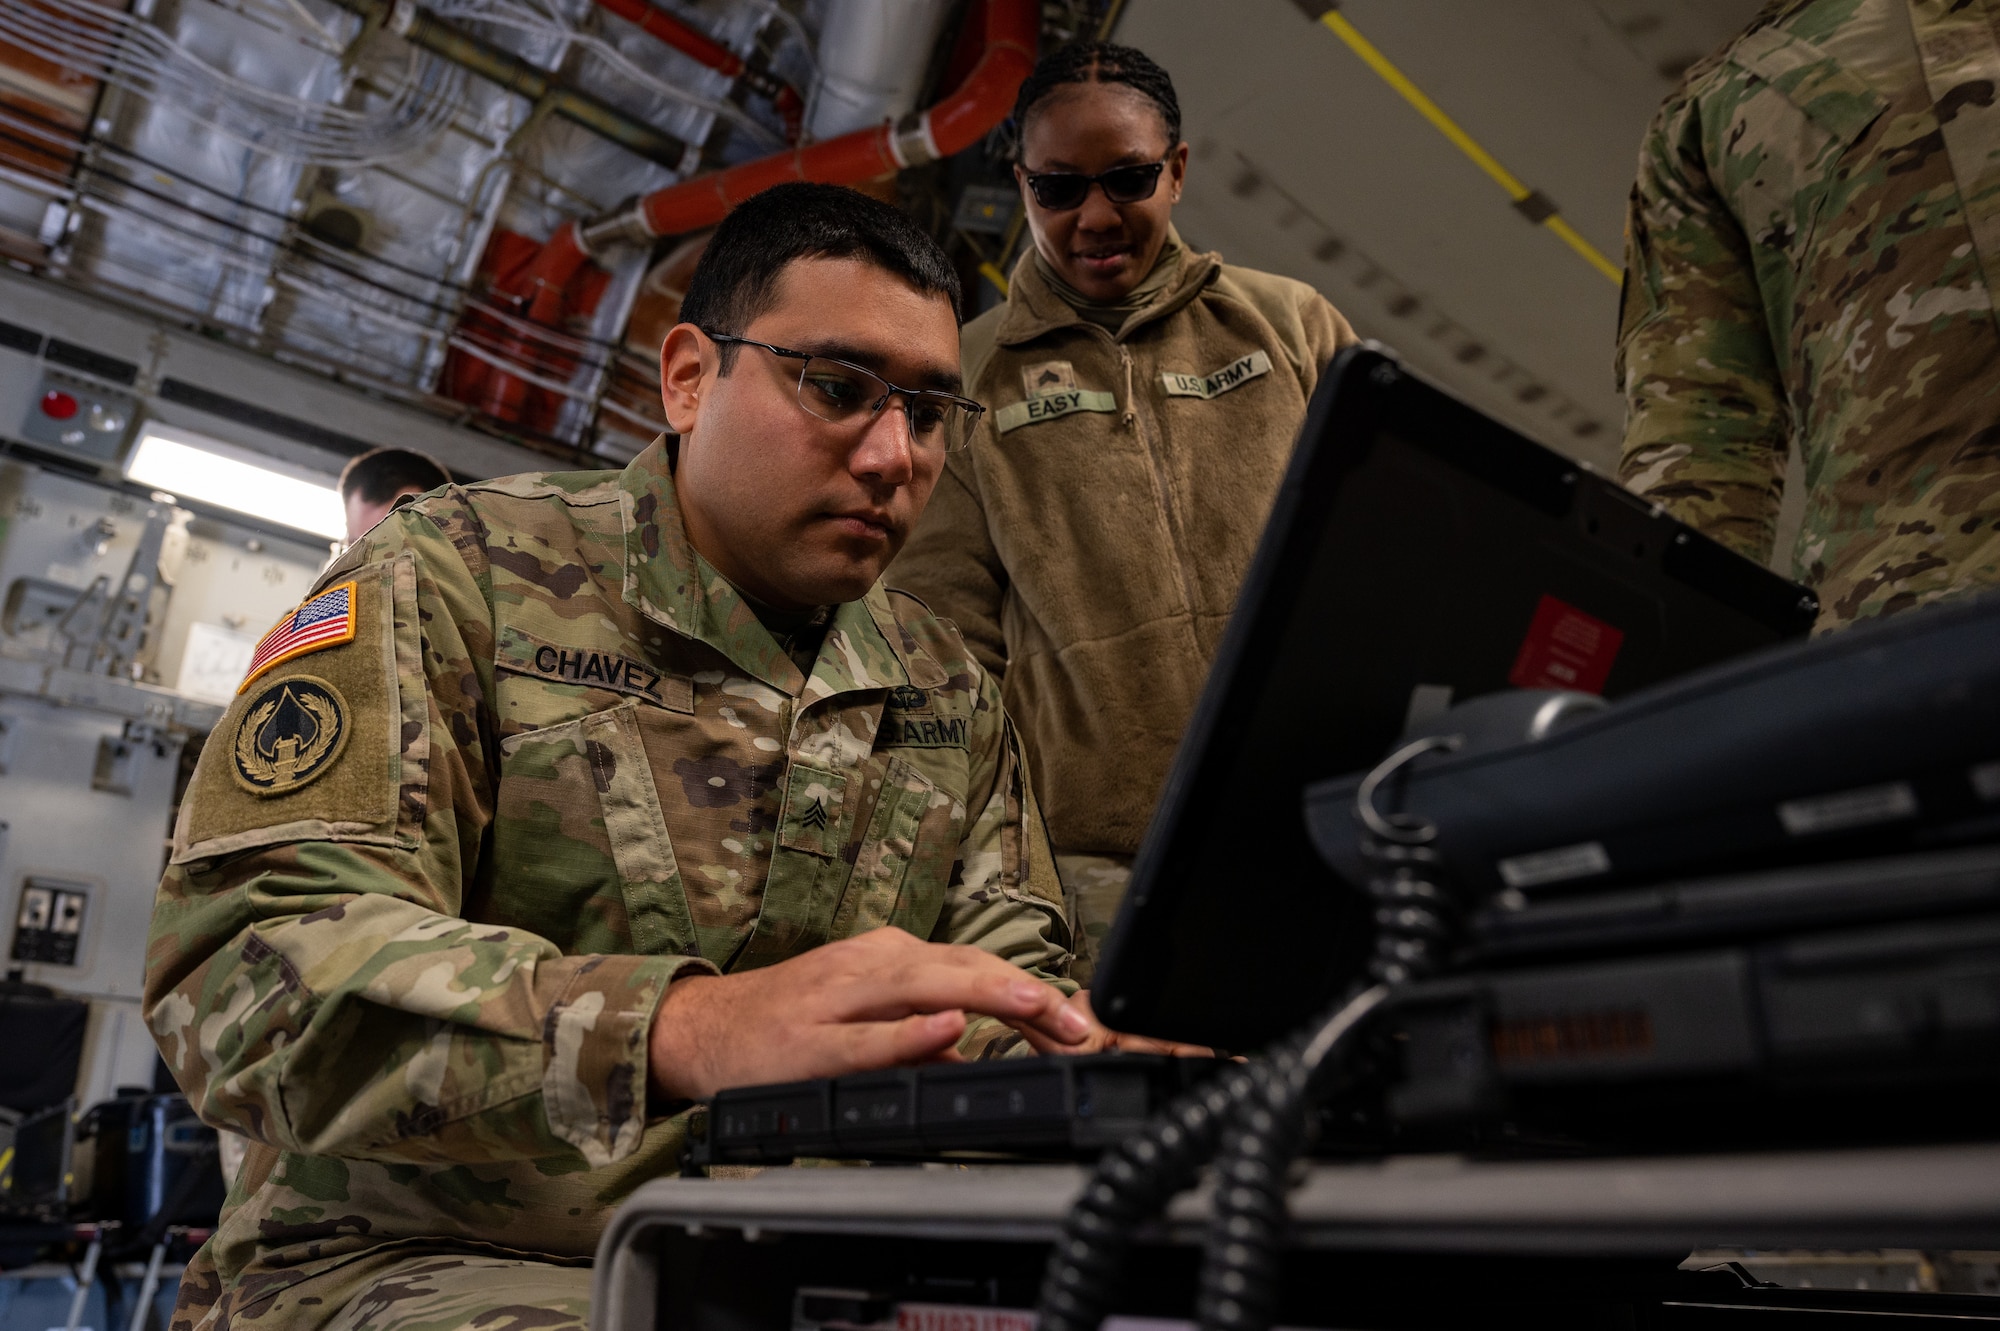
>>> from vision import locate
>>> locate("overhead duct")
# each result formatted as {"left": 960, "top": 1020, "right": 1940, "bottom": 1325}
{"left": 462, "top": 0, "right": 1037, "bottom": 423}
{"left": 807, "top": 0, "right": 956, "bottom": 140}
{"left": 587, "top": 0, "right": 1037, "bottom": 255}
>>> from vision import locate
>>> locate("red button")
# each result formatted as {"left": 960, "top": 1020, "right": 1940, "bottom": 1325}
{"left": 40, "top": 390, "right": 77, "bottom": 420}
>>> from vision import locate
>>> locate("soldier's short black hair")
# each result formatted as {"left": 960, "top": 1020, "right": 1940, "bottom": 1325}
{"left": 338, "top": 447, "right": 450, "bottom": 505}
{"left": 1012, "top": 41, "right": 1182, "bottom": 158}
{"left": 680, "top": 182, "right": 962, "bottom": 372}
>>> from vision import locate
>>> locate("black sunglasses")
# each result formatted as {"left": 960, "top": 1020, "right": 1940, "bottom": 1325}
{"left": 1022, "top": 159, "right": 1167, "bottom": 212}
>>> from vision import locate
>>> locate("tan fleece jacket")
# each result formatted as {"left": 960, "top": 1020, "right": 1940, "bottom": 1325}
{"left": 890, "top": 234, "right": 1356, "bottom": 857}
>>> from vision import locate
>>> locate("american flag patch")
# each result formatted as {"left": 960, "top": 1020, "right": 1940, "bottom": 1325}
{"left": 239, "top": 581, "right": 357, "bottom": 692}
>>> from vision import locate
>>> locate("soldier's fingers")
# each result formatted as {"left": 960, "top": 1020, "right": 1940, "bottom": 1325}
{"left": 832, "top": 954, "right": 1088, "bottom": 1045}
{"left": 1105, "top": 1032, "right": 1214, "bottom": 1057}
{"left": 979, "top": 973, "right": 1092, "bottom": 1045}
{"left": 1017, "top": 1022, "right": 1111, "bottom": 1057}
{"left": 1064, "top": 994, "right": 1212, "bottom": 1057}
{"left": 868, "top": 971, "right": 1088, "bottom": 1039}
{"left": 826, "top": 1010, "right": 968, "bottom": 1073}
{"left": 1017, "top": 990, "right": 1114, "bottom": 1056}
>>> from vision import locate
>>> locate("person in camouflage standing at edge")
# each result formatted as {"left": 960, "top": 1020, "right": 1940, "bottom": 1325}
{"left": 142, "top": 183, "right": 1176, "bottom": 1331}
{"left": 1619, "top": 0, "right": 2000, "bottom": 628}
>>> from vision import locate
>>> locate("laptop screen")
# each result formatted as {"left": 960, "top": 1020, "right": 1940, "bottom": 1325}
{"left": 1091, "top": 346, "right": 1816, "bottom": 1050}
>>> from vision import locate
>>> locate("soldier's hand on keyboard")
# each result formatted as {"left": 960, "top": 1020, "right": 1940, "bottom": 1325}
{"left": 1019, "top": 991, "right": 1215, "bottom": 1058}
{"left": 646, "top": 926, "right": 1092, "bottom": 1100}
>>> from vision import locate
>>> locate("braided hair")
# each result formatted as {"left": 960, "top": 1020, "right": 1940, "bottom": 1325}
{"left": 1011, "top": 41, "right": 1182, "bottom": 157}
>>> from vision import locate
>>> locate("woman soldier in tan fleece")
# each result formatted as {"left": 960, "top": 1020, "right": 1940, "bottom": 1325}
{"left": 891, "top": 42, "right": 1356, "bottom": 984}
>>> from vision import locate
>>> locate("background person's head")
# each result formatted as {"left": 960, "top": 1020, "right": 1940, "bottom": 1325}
{"left": 1013, "top": 41, "right": 1187, "bottom": 304}
{"left": 661, "top": 182, "right": 966, "bottom": 611}
{"left": 339, "top": 447, "right": 451, "bottom": 545}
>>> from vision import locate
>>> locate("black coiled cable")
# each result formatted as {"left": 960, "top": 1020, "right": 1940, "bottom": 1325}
{"left": 1197, "top": 1057, "right": 1300, "bottom": 1331}
{"left": 1357, "top": 835, "right": 1457, "bottom": 988}
{"left": 1037, "top": 735, "right": 1464, "bottom": 1331}
{"left": 1037, "top": 1062, "right": 1259, "bottom": 1331}
{"left": 1193, "top": 986, "right": 1388, "bottom": 1331}
{"left": 1192, "top": 736, "right": 1464, "bottom": 1331}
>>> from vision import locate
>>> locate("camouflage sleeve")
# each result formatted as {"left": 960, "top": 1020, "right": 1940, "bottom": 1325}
{"left": 144, "top": 496, "right": 713, "bottom": 1171}
{"left": 936, "top": 663, "right": 1074, "bottom": 1057}
{"left": 1617, "top": 78, "right": 1790, "bottom": 563}
{"left": 889, "top": 456, "right": 1009, "bottom": 680}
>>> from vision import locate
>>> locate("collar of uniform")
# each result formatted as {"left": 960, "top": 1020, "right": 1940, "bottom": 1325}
{"left": 809, "top": 584, "right": 950, "bottom": 704}
{"left": 618, "top": 437, "right": 947, "bottom": 698}
{"left": 994, "top": 226, "right": 1219, "bottom": 347}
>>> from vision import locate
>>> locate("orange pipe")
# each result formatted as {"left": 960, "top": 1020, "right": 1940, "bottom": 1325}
{"left": 593, "top": 0, "right": 743, "bottom": 75}
{"left": 523, "top": 0, "right": 1034, "bottom": 309}
{"left": 589, "top": 0, "right": 803, "bottom": 138}
{"left": 646, "top": 0, "right": 1034, "bottom": 233}
{"left": 490, "top": 0, "right": 1036, "bottom": 422}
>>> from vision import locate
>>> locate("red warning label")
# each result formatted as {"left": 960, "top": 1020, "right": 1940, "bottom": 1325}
{"left": 1507, "top": 595, "right": 1625, "bottom": 695}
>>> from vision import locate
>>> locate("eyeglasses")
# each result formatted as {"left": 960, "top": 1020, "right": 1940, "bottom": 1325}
{"left": 1022, "top": 159, "right": 1167, "bottom": 212}
{"left": 703, "top": 331, "right": 985, "bottom": 454}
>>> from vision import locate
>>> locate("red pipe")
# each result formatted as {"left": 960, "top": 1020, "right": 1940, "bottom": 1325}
{"left": 590, "top": 0, "right": 804, "bottom": 139}
{"left": 477, "top": 0, "right": 1034, "bottom": 424}
{"left": 648, "top": 0, "right": 1033, "bottom": 233}
{"left": 520, "top": 0, "right": 1035, "bottom": 321}
{"left": 594, "top": 0, "right": 742, "bottom": 74}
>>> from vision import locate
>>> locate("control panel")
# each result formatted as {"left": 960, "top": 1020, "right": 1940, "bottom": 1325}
{"left": 18, "top": 368, "right": 138, "bottom": 466}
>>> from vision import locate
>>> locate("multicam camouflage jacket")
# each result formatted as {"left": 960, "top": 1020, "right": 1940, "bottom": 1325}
{"left": 142, "top": 438, "right": 1071, "bottom": 1327}
{"left": 1618, "top": 0, "right": 2000, "bottom": 628}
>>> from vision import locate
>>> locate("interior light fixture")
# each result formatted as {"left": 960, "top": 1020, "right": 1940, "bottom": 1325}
{"left": 125, "top": 423, "right": 345, "bottom": 541}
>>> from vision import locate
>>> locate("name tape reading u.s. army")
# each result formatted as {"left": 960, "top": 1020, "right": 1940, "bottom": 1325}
{"left": 1160, "top": 350, "right": 1273, "bottom": 400}
{"left": 884, "top": 715, "right": 971, "bottom": 748}
{"left": 883, "top": 685, "right": 968, "bottom": 748}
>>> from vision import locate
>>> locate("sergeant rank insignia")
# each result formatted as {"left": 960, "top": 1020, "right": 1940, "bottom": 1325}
{"left": 1022, "top": 360, "right": 1077, "bottom": 398}
{"left": 997, "top": 360, "right": 1117, "bottom": 434}
{"left": 234, "top": 675, "right": 349, "bottom": 796}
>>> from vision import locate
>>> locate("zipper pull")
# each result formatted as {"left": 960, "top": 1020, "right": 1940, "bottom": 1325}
{"left": 1119, "top": 347, "right": 1139, "bottom": 431}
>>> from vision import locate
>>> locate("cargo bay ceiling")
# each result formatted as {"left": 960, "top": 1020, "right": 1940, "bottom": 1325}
{"left": 1116, "top": 0, "right": 1763, "bottom": 470}
{"left": 0, "top": 0, "right": 1762, "bottom": 473}
{"left": 0, "top": 0, "right": 1094, "bottom": 467}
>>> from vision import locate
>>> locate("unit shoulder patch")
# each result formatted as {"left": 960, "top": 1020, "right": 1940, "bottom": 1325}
{"left": 232, "top": 675, "right": 350, "bottom": 796}
{"left": 1161, "top": 349, "right": 1274, "bottom": 400}
{"left": 241, "top": 580, "right": 357, "bottom": 692}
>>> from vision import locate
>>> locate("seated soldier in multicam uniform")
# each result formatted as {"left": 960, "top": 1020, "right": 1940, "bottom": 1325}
{"left": 144, "top": 183, "right": 1161, "bottom": 1331}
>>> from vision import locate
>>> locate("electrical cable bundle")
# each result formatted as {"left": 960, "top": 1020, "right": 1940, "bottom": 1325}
{"left": 0, "top": 93, "right": 659, "bottom": 428}
{"left": 425, "top": 0, "right": 788, "bottom": 149}
{"left": 1038, "top": 735, "right": 1467, "bottom": 1331}
{"left": 0, "top": 0, "right": 463, "bottom": 165}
